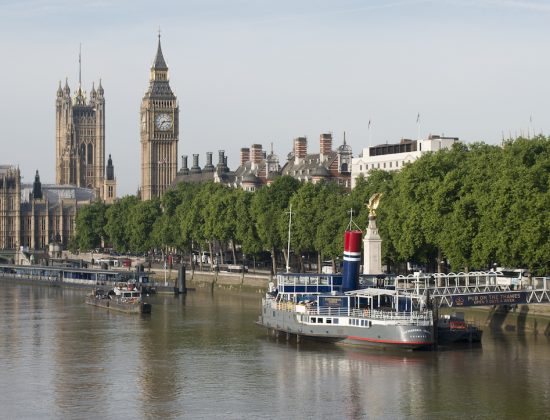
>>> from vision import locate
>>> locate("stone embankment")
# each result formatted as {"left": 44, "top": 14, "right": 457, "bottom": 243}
{"left": 152, "top": 268, "right": 271, "bottom": 294}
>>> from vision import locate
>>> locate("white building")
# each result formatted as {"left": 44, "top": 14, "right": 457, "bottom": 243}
{"left": 351, "top": 135, "right": 458, "bottom": 188}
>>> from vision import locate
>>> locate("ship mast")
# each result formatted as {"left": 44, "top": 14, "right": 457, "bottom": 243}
{"left": 286, "top": 205, "right": 292, "bottom": 273}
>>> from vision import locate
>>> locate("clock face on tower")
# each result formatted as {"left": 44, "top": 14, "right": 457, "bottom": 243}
{"left": 155, "top": 113, "right": 173, "bottom": 131}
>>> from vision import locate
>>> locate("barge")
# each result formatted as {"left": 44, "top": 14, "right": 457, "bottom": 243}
{"left": 437, "top": 313, "right": 482, "bottom": 344}
{"left": 85, "top": 283, "right": 152, "bottom": 314}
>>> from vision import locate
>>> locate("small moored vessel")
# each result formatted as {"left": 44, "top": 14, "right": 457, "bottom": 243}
{"left": 437, "top": 313, "right": 482, "bottom": 344}
{"left": 85, "top": 282, "right": 152, "bottom": 314}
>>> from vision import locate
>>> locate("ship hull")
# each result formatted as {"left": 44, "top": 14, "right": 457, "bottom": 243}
{"left": 85, "top": 296, "right": 152, "bottom": 314}
{"left": 258, "top": 305, "right": 433, "bottom": 350}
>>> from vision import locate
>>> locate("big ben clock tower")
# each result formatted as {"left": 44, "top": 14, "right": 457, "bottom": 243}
{"left": 140, "top": 34, "right": 179, "bottom": 200}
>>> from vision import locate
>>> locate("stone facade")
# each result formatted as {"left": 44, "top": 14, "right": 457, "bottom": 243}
{"left": 0, "top": 166, "right": 21, "bottom": 250}
{"left": 55, "top": 76, "right": 106, "bottom": 197}
{"left": 173, "top": 151, "right": 233, "bottom": 186}
{"left": 281, "top": 133, "right": 352, "bottom": 188}
{"left": 0, "top": 168, "right": 94, "bottom": 251}
{"left": 140, "top": 36, "right": 179, "bottom": 200}
{"left": 363, "top": 216, "right": 382, "bottom": 275}
{"left": 103, "top": 154, "right": 116, "bottom": 205}
{"left": 171, "top": 133, "right": 353, "bottom": 191}
{"left": 351, "top": 135, "right": 458, "bottom": 187}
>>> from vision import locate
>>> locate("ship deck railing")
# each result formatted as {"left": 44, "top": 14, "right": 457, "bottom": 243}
{"left": 266, "top": 300, "right": 432, "bottom": 324}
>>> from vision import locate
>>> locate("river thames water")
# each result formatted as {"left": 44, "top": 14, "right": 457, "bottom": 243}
{"left": 1, "top": 282, "right": 549, "bottom": 419}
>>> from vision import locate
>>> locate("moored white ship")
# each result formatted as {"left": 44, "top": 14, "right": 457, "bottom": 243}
{"left": 258, "top": 273, "right": 434, "bottom": 350}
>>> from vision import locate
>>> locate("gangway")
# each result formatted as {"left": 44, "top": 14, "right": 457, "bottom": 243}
{"left": 393, "top": 271, "right": 550, "bottom": 308}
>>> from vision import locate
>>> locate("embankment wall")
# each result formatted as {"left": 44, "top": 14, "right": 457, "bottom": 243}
{"left": 185, "top": 270, "right": 270, "bottom": 294}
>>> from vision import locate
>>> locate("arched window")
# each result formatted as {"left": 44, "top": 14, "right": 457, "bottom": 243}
{"left": 87, "top": 144, "right": 93, "bottom": 164}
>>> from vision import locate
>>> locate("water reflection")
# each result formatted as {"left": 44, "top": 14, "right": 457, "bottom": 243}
{"left": 0, "top": 284, "right": 549, "bottom": 419}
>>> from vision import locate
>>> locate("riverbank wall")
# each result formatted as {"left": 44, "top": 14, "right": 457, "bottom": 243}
{"left": 183, "top": 270, "right": 271, "bottom": 294}
{"left": 442, "top": 305, "right": 550, "bottom": 337}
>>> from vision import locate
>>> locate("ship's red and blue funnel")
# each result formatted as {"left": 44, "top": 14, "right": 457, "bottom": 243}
{"left": 343, "top": 230, "right": 362, "bottom": 291}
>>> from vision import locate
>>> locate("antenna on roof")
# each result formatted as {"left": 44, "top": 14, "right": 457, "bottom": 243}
{"left": 78, "top": 43, "right": 82, "bottom": 89}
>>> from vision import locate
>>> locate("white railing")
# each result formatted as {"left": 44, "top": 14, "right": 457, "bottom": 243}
{"left": 264, "top": 299, "right": 432, "bottom": 324}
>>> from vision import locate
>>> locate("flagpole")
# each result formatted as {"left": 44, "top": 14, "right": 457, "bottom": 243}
{"left": 416, "top": 113, "right": 421, "bottom": 141}
{"left": 529, "top": 116, "right": 533, "bottom": 139}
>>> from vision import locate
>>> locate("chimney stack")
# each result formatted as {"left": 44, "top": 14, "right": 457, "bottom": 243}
{"left": 190, "top": 154, "right": 202, "bottom": 173}
{"left": 240, "top": 148, "right": 250, "bottom": 166}
{"left": 250, "top": 144, "right": 263, "bottom": 165}
{"left": 204, "top": 152, "right": 214, "bottom": 172}
{"left": 293, "top": 137, "right": 307, "bottom": 160}
{"left": 217, "top": 150, "right": 228, "bottom": 173}
{"left": 320, "top": 133, "right": 332, "bottom": 157}
{"left": 181, "top": 155, "right": 189, "bottom": 174}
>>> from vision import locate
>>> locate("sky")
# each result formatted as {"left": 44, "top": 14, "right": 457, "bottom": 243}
{"left": 1, "top": 0, "right": 549, "bottom": 196}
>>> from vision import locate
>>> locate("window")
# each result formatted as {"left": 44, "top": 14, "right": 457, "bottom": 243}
{"left": 311, "top": 318, "right": 317, "bottom": 323}
{"left": 333, "top": 318, "right": 339, "bottom": 325}
{"left": 326, "top": 318, "right": 332, "bottom": 324}
{"left": 87, "top": 144, "right": 93, "bottom": 164}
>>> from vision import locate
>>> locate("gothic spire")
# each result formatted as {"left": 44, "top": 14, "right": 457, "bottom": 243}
{"left": 32, "top": 170, "right": 42, "bottom": 200}
{"left": 106, "top": 154, "right": 114, "bottom": 180}
{"left": 97, "top": 78, "right": 104, "bottom": 96}
{"left": 153, "top": 32, "right": 168, "bottom": 70}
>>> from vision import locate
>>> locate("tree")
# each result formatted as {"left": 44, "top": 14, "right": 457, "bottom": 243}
{"left": 314, "top": 183, "right": 349, "bottom": 272}
{"left": 234, "top": 189, "right": 261, "bottom": 258}
{"left": 251, "top": 176, "right": 300, "bottom": 273}
{"left": 127, "top": 199, "right": 161, "bottom": 254}
{"left": 105, "top": 195, "right": 139, "bottom": 253}
{"left": 72, "top": 201, "right": 107, "bottom": 251}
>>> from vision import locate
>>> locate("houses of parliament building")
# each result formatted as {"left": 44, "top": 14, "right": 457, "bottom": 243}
{"left": 0, "top": 38, "right": 150, "bottom": 254}
{"left": 0, "top": 36, "right": 176, "bottom": 254}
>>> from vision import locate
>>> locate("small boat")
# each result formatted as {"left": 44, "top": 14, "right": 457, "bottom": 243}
{"left": 85, "top": 282, "right": 152, "bottom": 314}
{"left": 437, "top": 313, "right": 482, "bottom": 344}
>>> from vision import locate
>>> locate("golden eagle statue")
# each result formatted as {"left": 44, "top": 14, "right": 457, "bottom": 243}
{"left": 367, "top": 193, "right": 383, "bottom": 218}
